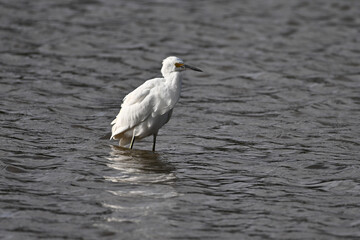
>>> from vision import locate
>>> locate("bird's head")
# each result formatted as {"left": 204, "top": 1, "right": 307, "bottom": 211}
{"left": 161, "top": 56, "right": 202, "bottom": 77}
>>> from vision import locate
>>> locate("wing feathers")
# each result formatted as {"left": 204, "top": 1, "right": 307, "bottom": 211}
{"left": 111, "top": 78, "right": 161, "bottom": 139}
{"left": 110, "top": 77, "right": 180, "bottom": 140}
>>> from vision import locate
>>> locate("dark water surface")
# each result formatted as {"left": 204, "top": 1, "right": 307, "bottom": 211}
{"left": 1, "top": 0, "right": 360, "bottom": 239}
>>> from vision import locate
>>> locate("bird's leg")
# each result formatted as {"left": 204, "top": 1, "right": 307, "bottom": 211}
{"left": 130, "top": 134, "right": 135, "bottom": 149}
{"left": 152, "top": 133, "right": 157, "bottom": 151}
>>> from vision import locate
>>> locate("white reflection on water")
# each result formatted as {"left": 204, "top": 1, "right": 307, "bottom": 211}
{"left": 104, "top": 145, "right": 176, "bottom": 183}
{"left": 100, "top": 145, "right": 178, "bottom": 232}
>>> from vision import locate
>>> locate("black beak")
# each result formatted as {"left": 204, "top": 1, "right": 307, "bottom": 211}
{"left": 184, "top": 64, "right": 203, "bottom": 72}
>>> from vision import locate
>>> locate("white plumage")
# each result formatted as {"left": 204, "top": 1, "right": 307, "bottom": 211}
{"left": 110, "top": 56, "right": 202, "bottom": 151}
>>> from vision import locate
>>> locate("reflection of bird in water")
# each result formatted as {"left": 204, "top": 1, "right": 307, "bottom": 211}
{"left": 110, "top": 56, "right": 202, "bottom": 151}
{"left": 107, "top": 145, "right": 176, "bottom": 177}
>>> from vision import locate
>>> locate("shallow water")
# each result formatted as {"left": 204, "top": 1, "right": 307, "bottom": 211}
{"left": 1, "top": 0, "right": 360, "bottom": 239}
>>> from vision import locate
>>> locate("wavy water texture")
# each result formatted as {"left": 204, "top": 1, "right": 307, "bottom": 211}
{"left": 1, "top": 0, "right": 360, "bottom": 239}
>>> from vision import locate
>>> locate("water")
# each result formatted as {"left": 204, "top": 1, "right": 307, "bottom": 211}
{"left": 1, "top": 0, "right": 360, "bottom": 239}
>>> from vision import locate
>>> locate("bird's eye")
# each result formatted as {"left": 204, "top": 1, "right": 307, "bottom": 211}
{"left": 175, "top": 63, "right": 184, "bottom": 68}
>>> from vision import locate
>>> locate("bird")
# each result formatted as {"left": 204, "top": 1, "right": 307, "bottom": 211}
{"left": 110, "top": 56, "right": 202, "bottom": 151}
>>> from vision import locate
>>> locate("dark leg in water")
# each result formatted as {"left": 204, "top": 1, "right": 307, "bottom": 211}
{"left": 152, "top": 134, "right": 157, "bottom": 151}
{"left": 130, "top": 135, "right": 135, "bottom": 149}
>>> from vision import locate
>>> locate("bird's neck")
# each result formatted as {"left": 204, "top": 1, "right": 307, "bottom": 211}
{"left": 164, "top": 72, "right": 183, "bottom": 103}
{"left": 165, "top": 72, "right": 183, "bottom": 90}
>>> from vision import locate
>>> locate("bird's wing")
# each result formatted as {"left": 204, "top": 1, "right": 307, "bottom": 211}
{"left": 110, "top": 78, "right": 162, "bottom": 139}
{"left": 150, "top": 85, "right": 175, "bottom": 116}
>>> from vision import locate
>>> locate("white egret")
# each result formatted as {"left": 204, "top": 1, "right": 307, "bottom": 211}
{"left": 110, "top": 56, "right": 202, "bottom": 151}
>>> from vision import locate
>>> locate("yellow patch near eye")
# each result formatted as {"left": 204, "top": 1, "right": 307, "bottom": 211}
{"left": 175, "top": 63, "right": 184, "bottom": 67}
